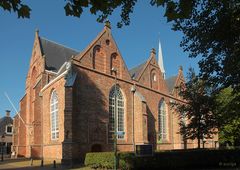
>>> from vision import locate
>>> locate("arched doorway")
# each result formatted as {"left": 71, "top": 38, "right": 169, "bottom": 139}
{"left": 91, "top": 144, "right": 102, "bottom": 152}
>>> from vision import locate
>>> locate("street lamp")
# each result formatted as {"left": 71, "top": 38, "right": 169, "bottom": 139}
{"left": 1, "top": 133, "right": 5, "bottom": 161}
{"left": 111, "top": 67, "right": 117, "bottom": 170}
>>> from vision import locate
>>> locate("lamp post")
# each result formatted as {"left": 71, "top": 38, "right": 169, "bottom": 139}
{"left": 111, "top": 67, "right": 117, "bottom": 170}
{"left": 1, "top": 133, "right": 5, "bottom": 161}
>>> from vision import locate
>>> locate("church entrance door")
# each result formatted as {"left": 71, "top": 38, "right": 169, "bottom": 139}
{"left": 91, "top": 144, "right": 102, "bottom": 152}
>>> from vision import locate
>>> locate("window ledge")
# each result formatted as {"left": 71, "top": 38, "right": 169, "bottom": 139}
{"left": 157, "top": 139, "right": 170, "bottom": 144}
{"left": 5, "top": 132, "right": 13, "bottom": 135}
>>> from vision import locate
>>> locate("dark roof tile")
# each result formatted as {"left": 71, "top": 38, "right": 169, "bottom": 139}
{"left": 39, "top": 37, "right": 79, "bottom": 72}
{"left": 166, "top": 76, "right": 177, "bottom": 93}
{"left": 0, "top": 116, "right": 13, "bottom": 135}
{"left": 129, "top": 61, "right": 146, "bottom": 79}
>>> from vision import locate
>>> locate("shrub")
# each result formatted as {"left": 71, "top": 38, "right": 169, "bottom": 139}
{"left": 85, "top": 149, "right": 240, "bottom": 169}
{"left": 84, "top": 152, "right": 131, "bottom": 169}
{"left": 120, "top": 149, "right": 240, "bottom": 170}
{"left": 85, "top": 152, "right": 114, "bottom": 169}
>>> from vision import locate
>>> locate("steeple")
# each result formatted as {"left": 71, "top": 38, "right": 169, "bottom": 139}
{"left": 158, "top": 38, "right": 165, "bottom": 79}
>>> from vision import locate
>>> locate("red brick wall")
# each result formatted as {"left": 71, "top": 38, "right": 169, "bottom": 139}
{"left": 76, "top": 28, "right": 131, "bottom": 81}
{"left": 71, "top": 45, "right": 179, "bottom": 160}
{"left": 41, "top": 76, "right": 66, "bottom": 159}
{"left": 17, "top": 95, "right": 27, "bottom": 156}
{"left": 93, "top": 45, "right": 106, "bottom": 72}
{"left": 32, "top": 79, "right": 43, "bottom": 157}
{"left": 13, "top": 32, "right": 47, "bottom": 158}
{"left": 71, "top": 66, "right": 134, "bottom": 159}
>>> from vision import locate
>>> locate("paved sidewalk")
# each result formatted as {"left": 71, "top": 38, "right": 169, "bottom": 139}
{"left": 0, "top": 158, "right": 90, "bottom": 170}
{"left": 0, "top": 158, "right": 238, "bottom": 170}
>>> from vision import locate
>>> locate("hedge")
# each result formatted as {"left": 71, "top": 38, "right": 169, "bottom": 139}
{"left": 85, "top": 149, "right": 240, "bottom": 169}
{"left": 128, "top": 149, "right": 240, "bottom": 169}
{"left": 84, "top": 152, "right": 131, "bottom": 169}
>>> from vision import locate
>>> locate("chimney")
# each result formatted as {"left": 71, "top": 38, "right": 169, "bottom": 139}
{"left": 6, "top": 110, "right": 10, "bottom": 117}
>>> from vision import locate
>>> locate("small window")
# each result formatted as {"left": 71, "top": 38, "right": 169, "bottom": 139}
{"left": 106, "top": 39, "right": 110, "bottom": 46}
{"left": 153, "top": 74, "right": 157, "bottom": 81}
{"left": 6, "top": 125, "right": 13, "bottom": 134}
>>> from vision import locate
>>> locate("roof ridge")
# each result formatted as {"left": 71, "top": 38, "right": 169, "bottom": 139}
{"left": 166, "top": 75, "right": 177, "bottom": 79}
{"left": 40, "top": 36, "right": 79, "bottom": 53}
{"left": 129, "top": 60, "right": 147, "bottom": 71}
{"left": 129, "top": 60, "right": 148, "bottom": 79}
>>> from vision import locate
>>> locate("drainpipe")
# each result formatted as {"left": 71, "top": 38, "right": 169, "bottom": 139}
{"left": 131, "top": 85, "right": 136, "bottom": 152}
{"left": 111, "top": 67, "right": 117, "bottom": 170}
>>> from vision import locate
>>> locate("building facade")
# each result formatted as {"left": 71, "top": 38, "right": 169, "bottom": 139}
{"left": 13, "top": 24, "right": 218, "bottom": 163}
{"left": 0, "top": 110, "right": 13, "bottom": 155}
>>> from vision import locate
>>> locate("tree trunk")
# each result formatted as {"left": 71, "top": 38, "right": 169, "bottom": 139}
{"left": 197, "top": 114, "right": 201, "bottom": 149}
{"left": 198, "top": 137, "right": 201, "bottom": 149}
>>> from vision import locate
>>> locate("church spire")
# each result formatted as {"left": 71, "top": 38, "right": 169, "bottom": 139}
{"left": 158, "top": 38, "right": 165, "bottom": 79}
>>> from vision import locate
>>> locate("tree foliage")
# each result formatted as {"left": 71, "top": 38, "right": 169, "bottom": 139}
{"left": 214, "top": 88, "right": 240, "bottom": 146}
{"left": 172, "top": 1, "right": 240, "bottom": 93}
{"left": 64, "top": 0, "right": 137, "bottom": 28}
{"left": 173, "top": 68, "right": 217, "bottom": 148}
{"left": 1, "top": 0, "right": 194, "bottom": 27}
{"left": 0, "top": 0, "right": 31, "bottom": 18}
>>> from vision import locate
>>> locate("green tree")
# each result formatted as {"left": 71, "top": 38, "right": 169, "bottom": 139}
{"left": 215, "top": 88, "right": 240, "bottom": 147}
{"left": 173, "top": 68, "right": 217, "bottom": 149}
{"left": 171, "top": 1, "right": 240, "bottom": 94}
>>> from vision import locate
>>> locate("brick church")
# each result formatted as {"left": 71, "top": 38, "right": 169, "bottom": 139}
{"left": 13, "top": 23, "right": 218, "bottom": 163}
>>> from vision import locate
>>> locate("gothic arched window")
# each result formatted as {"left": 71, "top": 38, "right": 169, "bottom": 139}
{"left": 50, "top": 90, "right": 59, "bottom": 140}
{"left": 150, "top": 69, "right": 158, "bottom": 89}
{"left": 158, "top": 98, "right": 167, "bottom": 141}
{"left": 108, "top": 85, "right": 125, "bottom": 142}
{"left": 93, "top": 45, "right": 101, "bottom": 69}
{"left": 110, "top": 53, "right": 120, "bottom": 76}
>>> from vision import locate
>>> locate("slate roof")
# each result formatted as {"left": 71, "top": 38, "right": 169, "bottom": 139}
{"left": 129, "top": 61, "right": 146, "bottom": 79}
{"left": 0, "top": 116, "right": 13, "bottom": 136}
{"left": 166, "top": 76, "right": 177, "bottom": 93}
{"left": 39, "top": 37, "right": 79, "bottom": 72}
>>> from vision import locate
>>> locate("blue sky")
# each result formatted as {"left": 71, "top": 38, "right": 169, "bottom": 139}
{"left": 0, "top": 1, "right": 199, "bottom": 118}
